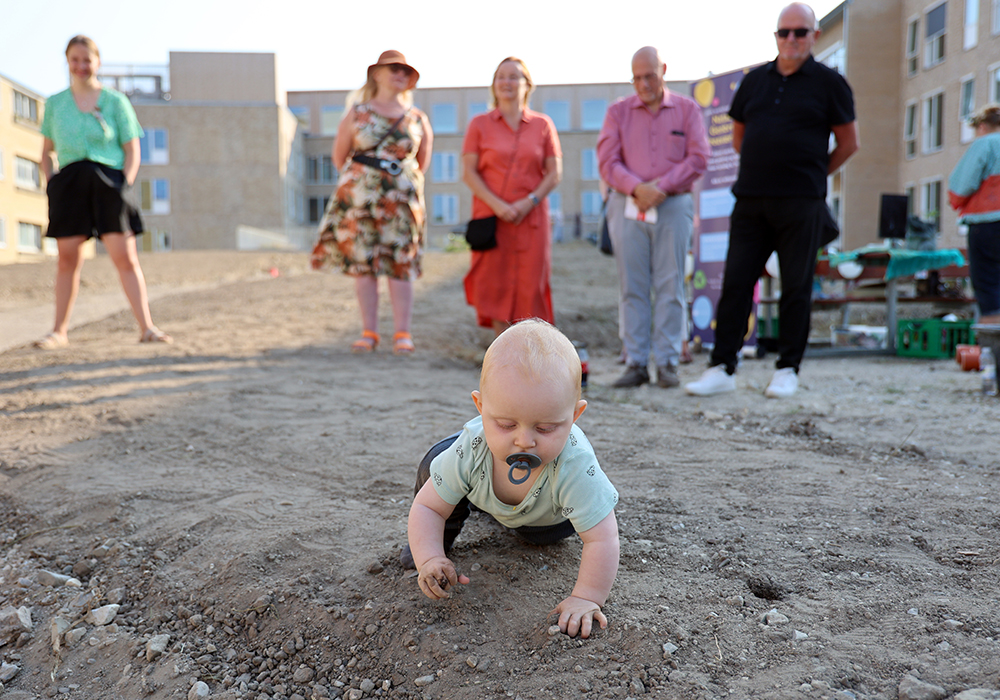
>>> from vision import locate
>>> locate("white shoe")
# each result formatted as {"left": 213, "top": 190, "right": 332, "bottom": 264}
{"left": 765, "top": 368, "right": 799, "bottom": 398}
{"left": 684, "top": 365, "right": 736, "bottom": 396}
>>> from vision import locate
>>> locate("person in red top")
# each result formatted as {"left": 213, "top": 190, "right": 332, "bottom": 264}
{"left": 462, "top": 57, "right": 562, "bottom": 337}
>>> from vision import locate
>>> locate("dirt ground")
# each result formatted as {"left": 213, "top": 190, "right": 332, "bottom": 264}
{"left": 1, "top": 242, "right": 999, "bottom": 700}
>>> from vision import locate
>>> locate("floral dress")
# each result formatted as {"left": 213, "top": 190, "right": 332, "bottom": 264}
{"left": 312, "top": 104, "right": 427, "bottom": 280}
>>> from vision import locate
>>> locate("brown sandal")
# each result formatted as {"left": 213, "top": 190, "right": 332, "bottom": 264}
{"left": 351, "top": 330, "right": 380, "bottom": 353}
{"left": 393, "top": 332, "right": 415, "bottom": 355}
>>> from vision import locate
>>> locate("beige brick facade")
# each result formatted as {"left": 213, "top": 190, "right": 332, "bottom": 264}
{"left": 0, "top": 74, "right": 59, "bottom": 263}
{"left": 816, "top": 0, "right": 1000, "bottom": 250}
{"left": 121, "top": 52, "right": 307, "bottom": 251}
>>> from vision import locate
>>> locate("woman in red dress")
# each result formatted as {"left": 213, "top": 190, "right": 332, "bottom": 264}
{"left": 462, "top": 57, "right": 562, "bottom": 337}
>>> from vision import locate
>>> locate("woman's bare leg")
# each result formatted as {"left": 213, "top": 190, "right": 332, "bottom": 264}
{"left": 51, "top": 235, "right": 88, "bottom": 339}
{"left": 102, "top": 233, "right": 156, "bottom": 334}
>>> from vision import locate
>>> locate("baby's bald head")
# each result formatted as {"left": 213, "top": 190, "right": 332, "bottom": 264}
{"left": 479, "top": 319, "right": 582, "bottom": 401}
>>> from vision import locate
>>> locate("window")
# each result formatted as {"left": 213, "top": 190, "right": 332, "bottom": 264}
{"left": 139, "top": 178, "right": 170, "bottom": 214}
{"left": 13, "top": 91, "right": 39, "bottom": 124}
{"left": 139, "top": 128, "right": 168, "bottom": 165}
{"left": 468, "top": 102, "right": 488, "bottom": 124}
{"left": 15, "top": 157, "right": 40, "bottom": 189}
{"left": 432, "top": 194, "right": 459, "bottom": 225}
{"left": 548, "top": 191, "right": 562, "bottom": 215}
{"left": 817, "top": 43, "right": 846, "bottom": 74}
{"left": 922, "top": 92, "right": 944, "bottom": 152}
{"left": 921, "top": 179, "right": 942, "bottom": 226}
{"left": 907, "top": 19, "right": 920, "bottom": 76}
{"left": 320, "top": 106, "right": 344, "bottom": 135}
{"left": 544, "top": 101, "right": 571, "bottom": 131}
{"left": 993, "top": 66, "right": 1000, "bottom": 101}
{"left": 18, "top": 222, "right": 41, "bottom": 251}
{"left": 925, "top": 2, "right": 947, "bottom": 67}
{"left": 994, "top": 0, "right": 1000, "bottom": 34}
{"left": 432, "top": 152, "right": 458, "bottom": 183}
{"left": 904, "top": 102, "right": 918, "bottom": 158}
{"left": 431, "top": 104, "right": 458, "bottom": 134}
{"left": 581, "top": 148, "right": 599, "bottom": 180}
{"left": 582, "top": 190, "right": 603, "bottom": 217}
{"left": 289, "top": 106, "right": 309, "bottom": 129}
{"left": 306, "top": 156, "right": 333, "bottom": 184}
{"left": 905, "top": 186, "right": 916, "bottom": 215}
{"left": 960, "top": 76, "right": 976, "bottom": 143}
{"left": 581, "top": 100, "right": 607, "bottom": 130}
{"left": 308, "top": 196, "right": 329, "bottom": 224}
{"left": 0, "top": 217, "right": 6, "bottom": 249}
{"left": 966, "top": 0, "right": 980, "bottom": 48}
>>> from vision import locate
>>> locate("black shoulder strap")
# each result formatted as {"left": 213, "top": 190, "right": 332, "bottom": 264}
{"left": 370, "top": 109, "right": 409, "bottom": 153}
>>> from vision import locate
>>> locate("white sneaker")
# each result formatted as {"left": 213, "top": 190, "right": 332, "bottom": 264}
{"left": 684, "top": 365, "right": 736, "bottom": 396}
{"left": 765, "top": 368, "right": 799, "bottom": 398}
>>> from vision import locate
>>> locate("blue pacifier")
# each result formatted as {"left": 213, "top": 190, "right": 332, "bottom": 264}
{"left": 506, "top": 452, "right": 542, "bottom": 485}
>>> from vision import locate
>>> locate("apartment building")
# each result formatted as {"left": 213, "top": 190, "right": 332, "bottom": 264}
{"left": 288, "top": 81, "right": 694, "bottom": 250}
{"left": 816, "top": 0, "right": 1000, "bottom": 250}
{"left": 104, "top": 52, "right": 307, "bottom": 251}
{"left": 0, "top": 73, "right": 54, "bottom": 263}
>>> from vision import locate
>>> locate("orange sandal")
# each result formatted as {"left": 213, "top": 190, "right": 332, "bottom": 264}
{"left": 351, "top": 330, "right": 380, "bottom": 353}
{"left": 393, "top": 332, "right": 415, "bottom": 355}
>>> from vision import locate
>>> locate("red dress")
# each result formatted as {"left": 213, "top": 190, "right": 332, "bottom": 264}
{"left": 462, "top": 108, "right": 561, "bottom": 328}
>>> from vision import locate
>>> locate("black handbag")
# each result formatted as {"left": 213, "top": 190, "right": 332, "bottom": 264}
{"left": 466, "top": 216, "right": 498, "bottom": 251}
{"left": 820, "top": 203, "right": 840, "bottom": 247}
{"left": 598, "top": 198, "right": 613, "bottom": 255}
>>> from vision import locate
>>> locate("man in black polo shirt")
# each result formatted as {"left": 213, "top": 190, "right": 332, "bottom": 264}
{"left": 685, "top": 1, "right": 858, "bottom": 399}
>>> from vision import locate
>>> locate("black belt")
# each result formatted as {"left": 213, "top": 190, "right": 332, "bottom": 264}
{"left": 352, "top": 154, "right": 402, "bottom": 175}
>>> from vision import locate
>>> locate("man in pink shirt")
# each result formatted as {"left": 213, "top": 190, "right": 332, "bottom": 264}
{"left": 597, "top": 46, "right": 709, "bottom": 388}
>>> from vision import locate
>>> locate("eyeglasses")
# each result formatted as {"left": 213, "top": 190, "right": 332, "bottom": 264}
{"left": 91, "top": 108, "right": 112, "bottom": 138}
{"left": 631, "top": 73, "right": 661, "bottom": 85}
{"left": 776, "top": 27, "right": 812, "bottom": 38}
{"left": 386, "top": 63, "right": 414, "bottom": 76}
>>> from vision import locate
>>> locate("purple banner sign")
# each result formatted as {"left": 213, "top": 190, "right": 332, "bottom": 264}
{"left": 688, "top": 66, "right": 760, "bottom": 350}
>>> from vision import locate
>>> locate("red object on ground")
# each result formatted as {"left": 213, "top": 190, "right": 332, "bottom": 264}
{"left": 269, "top": 267, "right": 280, "bottom": 278}
{"left": 957, "top": 345, "right": 980, "bottom": 371}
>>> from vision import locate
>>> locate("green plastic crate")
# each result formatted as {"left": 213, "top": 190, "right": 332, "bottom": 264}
{"left": 896, "top": 318, "right": 975, "bottom": 358}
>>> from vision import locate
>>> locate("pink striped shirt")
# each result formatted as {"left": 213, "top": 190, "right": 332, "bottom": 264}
{"left": 597, "top": 91, "right": 709, "bottom": 196}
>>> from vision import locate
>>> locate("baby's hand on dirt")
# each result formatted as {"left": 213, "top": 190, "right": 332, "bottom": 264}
{"left": 417, "top": 556, "right": 470, "bottom": 600}
{"left": 552, "top": 596, "right": 607, "bottom": 639}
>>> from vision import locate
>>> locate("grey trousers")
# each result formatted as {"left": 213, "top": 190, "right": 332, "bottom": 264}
{"left": 606, "top": 191, "right": 693, "bottom": 368}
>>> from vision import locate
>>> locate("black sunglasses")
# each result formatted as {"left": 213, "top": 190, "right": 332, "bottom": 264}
{"left": 776, "top": 27, "right": 812, "bottom": 38}
{"left": 386, "top": 63, "right": 414, "bottom": 76}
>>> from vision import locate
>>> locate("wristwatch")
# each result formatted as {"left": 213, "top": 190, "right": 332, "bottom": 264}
{"left": 527, "top": 193, "right": 540, "bottom": 207}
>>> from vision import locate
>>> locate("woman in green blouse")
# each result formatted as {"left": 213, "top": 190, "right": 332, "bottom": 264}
{"left": 37, "top": 35, "right": 171, "bottom": 349}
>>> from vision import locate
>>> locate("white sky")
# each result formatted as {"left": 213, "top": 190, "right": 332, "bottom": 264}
{"left": 3, "top": 0, "right": 843, "bottom": 97}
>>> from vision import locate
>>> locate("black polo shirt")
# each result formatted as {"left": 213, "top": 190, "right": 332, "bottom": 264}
{"left": 729, "top": 55, "right": 855, "bottom": 199}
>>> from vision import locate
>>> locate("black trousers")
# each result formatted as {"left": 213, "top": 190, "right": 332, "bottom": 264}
{"left": 414, "top": 433, "right": 575, "bottom": 550}
{"left": 710, "top": 197, "right": 826, "bottom": 374}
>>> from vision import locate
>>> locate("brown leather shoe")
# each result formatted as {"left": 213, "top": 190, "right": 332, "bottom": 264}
{"left": 612, "top": 364, "right": 650, "bottom": 387}
{"left": 656, "top": 364, "right": 679, "bottom": 388}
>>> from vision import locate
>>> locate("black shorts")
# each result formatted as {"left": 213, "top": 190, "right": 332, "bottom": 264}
{"left": 45, "top": 160, "right": 144, "bottom": 239}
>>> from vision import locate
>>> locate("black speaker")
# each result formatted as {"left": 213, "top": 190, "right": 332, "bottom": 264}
{"left": 879, "top": 194, "right": 909, "bottom": 239}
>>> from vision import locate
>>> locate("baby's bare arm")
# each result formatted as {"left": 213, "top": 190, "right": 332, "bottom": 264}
{"left": 572, "top": 511, "right": 619, "bottom": 604}
{"left": 408, "top": 483, "right": 470, "bottom": 599}
{"left": 553, "top": 511, "right": 619, "bottom": 638}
